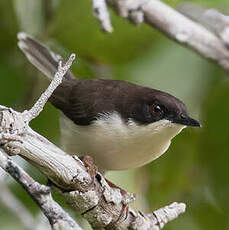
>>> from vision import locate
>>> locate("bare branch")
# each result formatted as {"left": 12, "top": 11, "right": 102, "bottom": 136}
{"left": 0, "top": 149, "right": 83, "bottom": 230}
{"left": 92, "top": 0, "right": 113, "bottom": 32}
{"left": 147, "top": 202, "right": 186, "bottom": 229}
{"left": 92, "top": 0, "right": 229, "bottom": 71}
{"left": 23, "top": 51, "right": 76, "bottom": 123}
{"left": 178, "top": 2, "right": 229, "bottom": 46}
{"left": 0, "top": 54, "right": 81, "bottom": 230}
{"left": 0, "top": 170, "right": 36, "bottom": 230}
{"left": 0, "top": 110, "right": 185, "bottom": 227}
{"left": 141, "top": 0, "right": 229, "bottom": 66}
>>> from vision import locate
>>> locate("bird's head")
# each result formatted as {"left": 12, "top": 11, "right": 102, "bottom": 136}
{"left": 125, "top": 86, "right": 201, "bottom": 128}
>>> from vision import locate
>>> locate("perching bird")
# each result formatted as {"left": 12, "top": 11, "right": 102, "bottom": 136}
{"left": 17, "top": 33, "right": 200, "bottom": 173}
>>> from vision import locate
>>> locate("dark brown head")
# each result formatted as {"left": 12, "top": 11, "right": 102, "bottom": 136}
{"left": 124, "top": 86, "right": 200, "bottom": 127}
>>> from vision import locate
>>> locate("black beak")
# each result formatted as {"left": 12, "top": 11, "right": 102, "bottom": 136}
{"left": 172, "top": 116, "right": 201, "bottom": 127}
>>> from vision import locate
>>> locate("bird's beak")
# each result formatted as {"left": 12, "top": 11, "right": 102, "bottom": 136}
{"left": 173, "top": 116, "right": 201, "bottom": 127}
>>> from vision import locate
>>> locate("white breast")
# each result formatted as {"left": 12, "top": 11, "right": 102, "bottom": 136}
{"left": 59, "top": 113, "right": 185, "bottom": 171}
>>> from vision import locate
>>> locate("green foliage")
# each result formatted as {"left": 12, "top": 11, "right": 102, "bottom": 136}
{"left": 50, "top": 0, "right": 157, "bottom": 65}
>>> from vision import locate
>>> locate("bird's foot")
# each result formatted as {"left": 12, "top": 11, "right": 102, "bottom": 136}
{"left": 78, "top": 155, "right": 135, "bottom": 222}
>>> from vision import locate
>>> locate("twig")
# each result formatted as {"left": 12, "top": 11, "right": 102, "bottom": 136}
{"left": 0, "top": 170, "right": 50, "bottom": 230}
{"left": 178, "top": 2, "right": 229, "bottom": 46}
{"left": 147, "top": 202, "right": 186, "bottom": 229}
{"left": 92, "top": 0, "right": 229, "bottom": 71}
{"left": 0, "top": 170, "right": 36, "bottom": 230}
{"left": 23, "top": 53, "right": 75, "bottom": 123}
{"left": 0, "top": 54, "right": 82, "bottom": 230}
{"left": 0, "top": 53, "right": 75, "bottom": 140}
{"left": 0, "top": 149, "right": 83, "bottom": 230}
{"left": 92, "top": 0, "right": 113, "bottom": 32}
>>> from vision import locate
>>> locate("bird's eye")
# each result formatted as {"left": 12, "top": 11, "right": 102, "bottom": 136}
{"left": 152, "top": 104, "right": 162, "bottom": 114}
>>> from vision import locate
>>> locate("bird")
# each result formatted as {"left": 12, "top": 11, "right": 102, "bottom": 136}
{"left": 17, "top": 32, "right": 200, "bottom": 174}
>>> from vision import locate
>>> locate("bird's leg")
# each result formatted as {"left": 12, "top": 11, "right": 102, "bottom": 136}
{"left": 79, "top": 155, "right": 98, "bottom": 178}
{"left": 79, "top": 155, "right": 128, "bottom": 194}
{"left": 79, "top": 155, "right": 130, "bottom": 197}
{"left": 73, "top": 155, "right": 135, "bottom": 222}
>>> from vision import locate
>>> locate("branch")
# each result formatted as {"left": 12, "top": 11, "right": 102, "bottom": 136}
{"left": 92, "top": 0, "right": 229, "bottom": 71}
{"left": 92, "top": 0, "right": 113, "bottom": 32}
{"left": 0, "top": 54, "right": 185, "bottom": 229}
{"left": 0, "top": 54, "right": 82, "bottom": 230}
{"left": 23, "top": 53, "right": 76, "bottom": 123}
{"left": 0, "top": 149, "right": 82, "bottom": 230}
{"left": 0, "top": 170, "right": 37, "bottom": 230}
{"left": 178, "top": 2, "right": 229, "bottom": 46}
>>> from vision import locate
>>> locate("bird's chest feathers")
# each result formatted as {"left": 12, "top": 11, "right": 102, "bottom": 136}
{"left": 60, "top": 113, "right": 185, "bottom": 171}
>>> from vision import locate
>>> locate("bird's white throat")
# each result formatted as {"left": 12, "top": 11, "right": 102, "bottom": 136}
{"left": 60, "top": 112, "right": 186, "bottom": 171}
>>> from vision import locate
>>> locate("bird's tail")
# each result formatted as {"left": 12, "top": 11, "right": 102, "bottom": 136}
{"left": 17, "top": 32, "right": 76, "bottom": 81}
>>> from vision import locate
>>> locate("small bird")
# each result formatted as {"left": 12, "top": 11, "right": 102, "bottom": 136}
{"left": 17, "top": 33, "right": 200, "bottom": 173}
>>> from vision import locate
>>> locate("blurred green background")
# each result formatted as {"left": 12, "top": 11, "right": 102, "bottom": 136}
{"left": 1, "top": 0, "right": 229, "bottom": 229}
